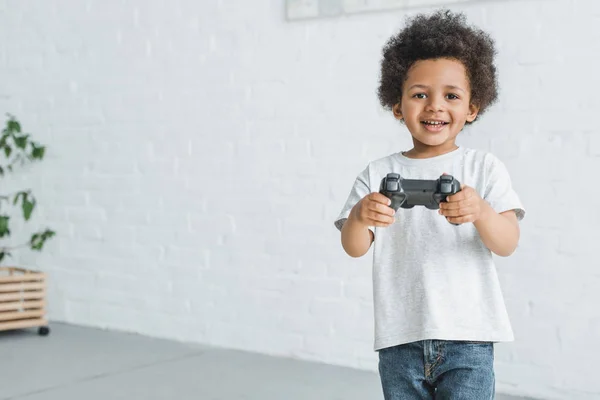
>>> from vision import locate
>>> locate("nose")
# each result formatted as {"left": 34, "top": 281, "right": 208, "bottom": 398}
{"left": 425, "top": 95, "right": 444, "bottom": 112}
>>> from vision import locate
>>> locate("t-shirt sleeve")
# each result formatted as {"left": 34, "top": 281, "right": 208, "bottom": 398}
{"left": 333, "top": 166, "right": 374, "bottom": 233}
{"left": 483, "top": 155, "right": 525, "bottom": 221}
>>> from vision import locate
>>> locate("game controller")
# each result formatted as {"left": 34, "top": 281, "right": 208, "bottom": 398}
{"left": 379, "top": 173, "right": 461, "bottom": 212}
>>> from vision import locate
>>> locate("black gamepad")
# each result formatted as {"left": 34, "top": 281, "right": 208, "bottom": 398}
{"left": 379, "top": 173, "right": 461, "bottom": 212}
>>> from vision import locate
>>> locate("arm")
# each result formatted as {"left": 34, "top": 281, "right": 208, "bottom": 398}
{"left": 440, "top": 186, "right": 521, "bottom": 257}
{"left": 341, "top": 211, "right": 374, "bottom": 258}
{"left": 474, "top": 202, "right": 520, "bottom": 257}
{"left": 340, "top": 192, "right": 395, "bottom": 258}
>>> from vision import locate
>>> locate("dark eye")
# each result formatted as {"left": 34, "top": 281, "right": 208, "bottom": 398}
{"left": 447, "top": 93, "right": 459, "bottom": 100}
{"left": 413, "top": 93, "right": 427, "bottom": 99}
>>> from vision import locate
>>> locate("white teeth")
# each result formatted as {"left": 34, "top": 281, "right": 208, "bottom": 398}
{"left": 423, "top": 121, "right": 445, "bottom": 125}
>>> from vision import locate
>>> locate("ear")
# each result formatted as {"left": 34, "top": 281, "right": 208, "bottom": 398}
{"left": 466, "top": 103, "right": 480, "bottom": 122}
{"left": 392, "top": 103, "right": 403, "bottom": 120}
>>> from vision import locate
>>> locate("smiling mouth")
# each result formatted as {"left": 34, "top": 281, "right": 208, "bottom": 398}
{"left": 420, "top": 120, "right": 449, "bottom": 133}
{"left": 421, "top": 120, "right": 449, "bottom": 126}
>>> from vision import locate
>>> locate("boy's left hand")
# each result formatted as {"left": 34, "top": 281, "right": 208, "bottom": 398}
{"left": 438, "top": 183, "right": 486, "bottom": 225}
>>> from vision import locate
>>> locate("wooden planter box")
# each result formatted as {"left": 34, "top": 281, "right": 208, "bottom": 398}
{"left": 0, "top": 266, "right": 50, "bottom": 336}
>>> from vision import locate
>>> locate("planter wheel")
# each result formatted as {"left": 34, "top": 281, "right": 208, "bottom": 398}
{"left": 38, "top": 326, "right": 50, "bottom": 336}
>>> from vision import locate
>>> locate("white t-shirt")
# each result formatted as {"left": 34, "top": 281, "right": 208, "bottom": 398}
{"left": 334, "top": 147, "right": 525, "bottom": 351}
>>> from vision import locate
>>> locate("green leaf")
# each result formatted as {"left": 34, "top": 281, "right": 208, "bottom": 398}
{"left": 22, "top": 198, "right": 35, "bottom": 220}
{"left": 30, "top": 233, "right": 40, "bottom": 249}
{"left": 0, "top": 215, "right": 10, "bottom": 238}
{"left": 12, "top": 191, "right": 27, "bottom": 206}
{"left": 7, "top": 119, "right": 21, "bottom": 133}
{"left": 0, "top": 115, "right": 55, "bottom": 258}
{"left": 14, "top": 135, "right": 28, "bottom": 149}
{"left": 31, "top": 144, "right": 45, "bottom": 160}
{"left": 30, "top": 229, "right": 55, "bottom": 251}
{"left": 0, "top": 251, "right": 10, "bottom": 263}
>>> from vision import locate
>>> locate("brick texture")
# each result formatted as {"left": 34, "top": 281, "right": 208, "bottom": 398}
{"left": 1, "top": 1, "right": 598, "bottom": 398}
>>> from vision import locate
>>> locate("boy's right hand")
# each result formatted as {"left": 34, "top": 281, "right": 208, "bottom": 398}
{"left": 349, "top": 193, "right": 396, "bottom": 228}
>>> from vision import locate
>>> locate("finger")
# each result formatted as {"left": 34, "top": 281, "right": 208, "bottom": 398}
{"left": 367, "top": 211, "right": 395, "bottom": 226}
{"left": 371, "top": 220, "right": 394, "bottom": 228}
{"left": 445, "top": 192, "right": 462, "bottom": 202}
{"left": 369, "top": 192, "right": 393, "bottom": 206}
{"left": 445, "top": 214, "right": 476, "bottom": 224}
{"left": 440, "top": 198, "right": 470, "bottom": 210}
{"left": 440, "top": 206, "right": 474, "bottom": 218}
{"left": 368, "top": 201, "right": 396, "bottom": 216}
{"left": 446, "top": 186, "right": 472, "bottom": 202}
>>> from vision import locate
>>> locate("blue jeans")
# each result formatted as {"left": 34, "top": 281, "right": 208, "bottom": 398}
{"left": 378, "top": 340, "right": 495, "bottom": 400}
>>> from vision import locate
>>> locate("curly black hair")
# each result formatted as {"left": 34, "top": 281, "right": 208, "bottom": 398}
{"left": 377, "top": 10, "right": 498, "bottom": 123}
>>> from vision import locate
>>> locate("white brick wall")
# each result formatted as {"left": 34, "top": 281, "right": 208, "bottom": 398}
{"left": 1, "top": 0, "right": 599, "bottom": 398}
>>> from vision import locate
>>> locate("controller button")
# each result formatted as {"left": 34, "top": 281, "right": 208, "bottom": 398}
{"left": 440, "top": 183, "right": 452, "bottom": 193}
{"left": 386, "top": 181, "right": 399, "bottom": 191}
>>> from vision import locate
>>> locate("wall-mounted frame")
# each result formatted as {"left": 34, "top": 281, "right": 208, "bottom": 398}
{"left": 286, "top": 0, "right": 489, "bottom": 20}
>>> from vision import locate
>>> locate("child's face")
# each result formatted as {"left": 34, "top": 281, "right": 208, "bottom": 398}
{"left": 392, "top": 58, "right": 479, "bottom": 150}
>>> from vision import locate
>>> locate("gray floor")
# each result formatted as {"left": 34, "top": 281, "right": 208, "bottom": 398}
{"left": 0, "top": 323, "right": 529, "bottom": 400}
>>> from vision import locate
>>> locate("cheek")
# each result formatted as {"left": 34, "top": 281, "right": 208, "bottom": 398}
{"left": 403, "top": 104, "right": 420, "bottom": 118}
{"left": 449, "top": 107, "right": 470, "bottom": 122}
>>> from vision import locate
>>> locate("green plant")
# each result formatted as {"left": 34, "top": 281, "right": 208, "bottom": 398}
{"left": 0, "top": 114, "right": 55, "bottom": 263}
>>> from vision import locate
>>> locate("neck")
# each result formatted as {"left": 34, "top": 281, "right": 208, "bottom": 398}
{"left": 403, "top": 142, "right": 459, "bottom": 159}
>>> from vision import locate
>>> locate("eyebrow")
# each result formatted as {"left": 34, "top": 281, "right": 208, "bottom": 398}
{"left": 408, "top": 84, "right": 465, "bottom": 93}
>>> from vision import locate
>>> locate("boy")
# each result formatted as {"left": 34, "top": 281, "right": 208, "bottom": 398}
{"left": 334, "top": 10, "right": 525, "bottom": 400}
